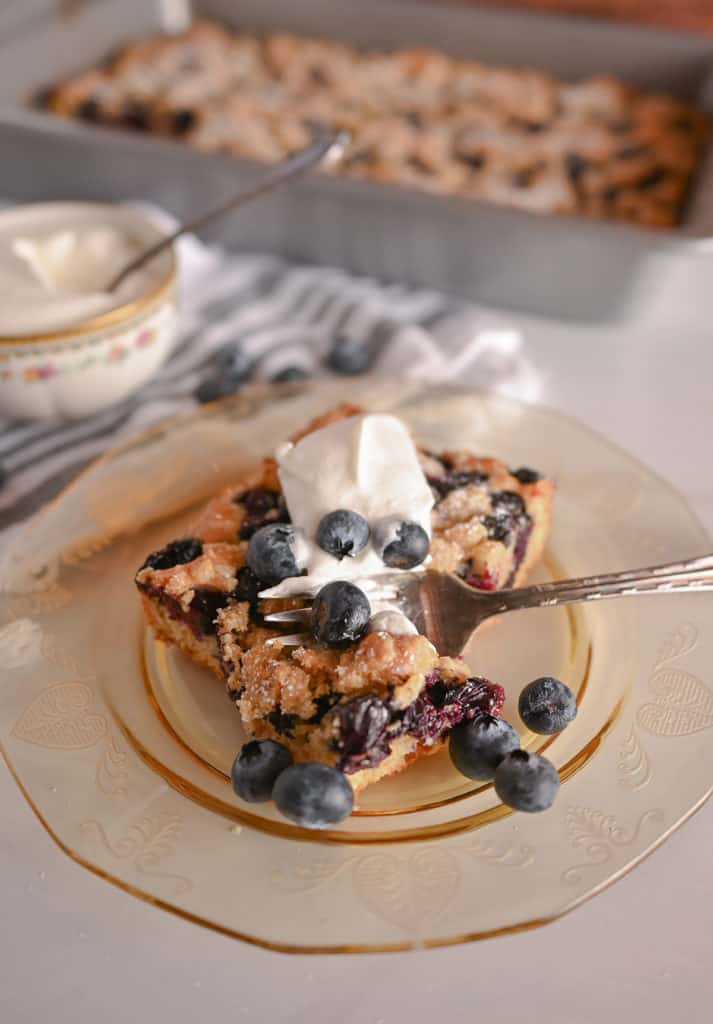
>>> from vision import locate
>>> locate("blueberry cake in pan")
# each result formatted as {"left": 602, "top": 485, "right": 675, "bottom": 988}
{"left": 44, "top": 20, "right": 707, "bottom": 227}
{"left": 136, "top": 404, "right": 553, "bottom": 794}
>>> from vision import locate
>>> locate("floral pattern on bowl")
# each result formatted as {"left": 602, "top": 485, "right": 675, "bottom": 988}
{"left": 0, "top": 202, "right": 177, "bottom": 422}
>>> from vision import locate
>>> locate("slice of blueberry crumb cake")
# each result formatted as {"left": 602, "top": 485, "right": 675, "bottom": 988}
{"left": 136, "top": 403, "right": 562, "bottom": 824}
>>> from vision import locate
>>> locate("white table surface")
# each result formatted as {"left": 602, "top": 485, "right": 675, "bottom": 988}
{"left": 2, "top": 247, "right": 713, "bottom": 1024}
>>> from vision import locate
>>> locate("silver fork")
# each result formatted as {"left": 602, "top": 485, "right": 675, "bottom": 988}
{"left": 263, "top": 554, "right": 713, "bottom": 657}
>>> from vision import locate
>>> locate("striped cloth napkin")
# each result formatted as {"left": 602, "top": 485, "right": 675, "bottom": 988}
{"left": 0, "top": 205, "right": 541, "bottom": 535}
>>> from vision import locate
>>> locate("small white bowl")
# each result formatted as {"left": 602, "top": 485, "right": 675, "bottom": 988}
{"left": 0, "top": 202, "right": 177, "bottom": 422}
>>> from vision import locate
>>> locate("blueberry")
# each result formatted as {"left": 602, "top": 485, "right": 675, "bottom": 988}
{"left": 231, "top": 566, "right": 262, "bottom": 609}
{"left": 512, "top": 520, "right": 533, "bottom": 576}
{"left": 494, "top": 750, "right": 560, "bottom": 812}
{"left": 373, "top": 517, "right": 430, "bottom": 569}
{"left": 195, "top": 346, "right": 254, "bottom": 403}
{"left": 123, "top": 101, "right": 149, "bottom": 131}
{"left": 482, "top": 515, "right": 512, "bottom": 543}
{"left": 316, "top": 509, "right": 370, "bottom": 560}
{"left": 188, "top": 587, "right": 229, "bottom": 635}
{"left": 335, "top": 695, "right": 391, "bottom": 773}
{"left": 518, "top": 677, "right": 577, "bottom": 735}
{"left": 564, "top": 153, "right": 588, "bottom": 184}
{"left": 236, "top": 487, "right": 289, "bottom": 540}
{"left": 521, "top": 120, "right": 547, "bottom": 134}
{"left": 214, "top": 345, "right": 252, "bottom": 378}
{"left": 266, "top": 706, "right": 297, "bottom": 737}
{"left": 172, "top": 108, "right": 196, "bottom": 135}
{"left": 238, "top": 488, "right": 278, "bottom": 518}
{"left": 247, "top": 524, "right": 302, "bottom": 585}
{"left": 272, "top": 366, "right": 309, "bottom": 384}
{"left": 491, "top": 490, "right": 526, "bottom": 517}
{"left": 310, "top": 581, "right": 371, "bottom": 648}
{"left": 512, "top": 166, "right": 538, "bottom": 189}
{"left": 326, "top": 334, "right": 372, "bottom": 375}
{"left": 230, "top": 739, "right": 293, "bottom": 803}
{"left": 429, "top": 468, "right": 489, "bottom": 500}
{"left": 404, "top": 674, "right": 505, "bottom": 743}
{"left": 194, "top": 374, "right": 243, "bottom": 404}
{"left": 78, "top": 97, "right": 101, "bottom": 121}
{"left": 617, "top": 144, "right": 649, "bottom": 161}
{"left": 637, "top": 167, "right": 667, "bottom": 191}
{"left": 511, "top": 467, "right": 542, "bottom": 485}
{"left": 273, "top": 762, "right": 354, "bottom": 827}
{"left": 449, "top": 714, "right": 520, "bottom": 781}
{"left": 34, "top": 85, "right": 54, "bottom": 110}
{"left": 140, "top": 537, "right": 203, "bottom": 572}
{"left": 460, "top": 152, "right": 485, "bottom": 170}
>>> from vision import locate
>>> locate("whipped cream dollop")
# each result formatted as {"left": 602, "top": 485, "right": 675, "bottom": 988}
{"left": 262, "top": 413, "right": 435, "bottom": 634}
{"left": 0, "top": 223, "right": 163, "bottom": 335}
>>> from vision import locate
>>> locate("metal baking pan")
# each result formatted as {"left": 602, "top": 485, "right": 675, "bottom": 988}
{"left": 1, "top": 0, "right": 712, "bottom": 322}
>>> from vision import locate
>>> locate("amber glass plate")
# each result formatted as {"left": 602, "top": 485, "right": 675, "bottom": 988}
{"left": 1, "top": 379, "right": 712, "bottom": 953}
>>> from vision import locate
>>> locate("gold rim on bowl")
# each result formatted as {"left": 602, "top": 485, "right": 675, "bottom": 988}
{"left": 0, "top": 201, "right": 177, "bottom": 347}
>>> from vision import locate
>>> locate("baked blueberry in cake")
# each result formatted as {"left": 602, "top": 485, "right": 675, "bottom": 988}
{"left": 135, "top": 403, "right": 553, "bottom": 799}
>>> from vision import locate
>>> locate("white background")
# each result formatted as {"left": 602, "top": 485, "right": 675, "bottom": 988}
{"left": 2, "top": 250, "right": 713, "bottom": 1022}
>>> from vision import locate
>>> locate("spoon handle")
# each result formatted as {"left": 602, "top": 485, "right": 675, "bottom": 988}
{"left": 107, "top": 128, "right": 349, "bottom": 293}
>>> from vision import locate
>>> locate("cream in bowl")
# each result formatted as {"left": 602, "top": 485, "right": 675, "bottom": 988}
{"left": 0, "top": 202, "right": 177, "bottom": 421}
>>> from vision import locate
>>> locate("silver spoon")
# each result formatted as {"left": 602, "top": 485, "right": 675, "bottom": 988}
{"left": 106, "top": 127, "right": 350, "bottom": 293}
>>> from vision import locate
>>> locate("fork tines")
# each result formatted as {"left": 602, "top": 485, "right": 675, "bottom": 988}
{"left": 261, "top": 571, "right": 415, "bottom": 645}
{"left": 263, "top": 607, "right": 312, "bottom": 625}
{"left": 265, "top": 632, "right": 310, "bottom": 647}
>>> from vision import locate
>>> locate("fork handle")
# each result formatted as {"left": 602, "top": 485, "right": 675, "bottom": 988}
{"left": 494, "top": 554, "right": 713, "bottom": 613}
